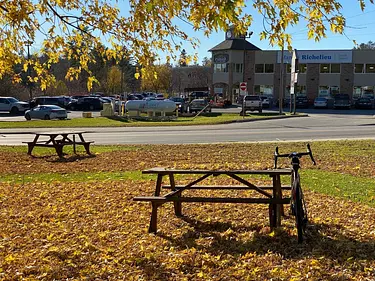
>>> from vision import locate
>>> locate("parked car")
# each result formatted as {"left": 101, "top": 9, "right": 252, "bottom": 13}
{"left": 31, "top": 96, "right": 66, "bottom": 108}
{"left": 0, "top": 97, "right": 30, "bottom": 114}
{"left": 333, "top": 94, "right": 351, "bottom": 109}
{"left": 67, "top": 97, "right": 103, "bottom": 111}
{"left": 188, "top": 99, "right": 211, "bottom": 113}
{"left": 260, "top": 96, "right": 271, "bottom": 108}
{"left": 295, "top": 95, "right": 309, "bottom": 108}
{"left": 24, "top": 105, "right": 68, "bottom": 120}
{"left": 355, "top": 97, "right": 374, "bottom": 109}
{"left": 169, "top": 97, "right": 188, "bottom": 113}
{"left": 155, "top": 94, "right": 165, "bottom": 100}
{"left": 242, "top": 95, "right": 262, "bottom": 114}
{"left": 314, "top": 97, "right": 329, "bottom": 108}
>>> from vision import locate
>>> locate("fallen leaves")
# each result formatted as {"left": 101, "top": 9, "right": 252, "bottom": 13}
{"left": 0, "top": 140, "right": 374, "bottom": 279}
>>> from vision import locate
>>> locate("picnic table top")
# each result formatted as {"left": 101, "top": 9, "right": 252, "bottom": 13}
{"left": 142, "top": 167, "right": 292, "bottom": 175}
{"left": 33, "top": 130, "right": 88, "bottom": 136}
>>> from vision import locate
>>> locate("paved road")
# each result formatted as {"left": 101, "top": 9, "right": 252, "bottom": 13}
{"left": 0, "top": 111, "right": 374, "bottom": 145}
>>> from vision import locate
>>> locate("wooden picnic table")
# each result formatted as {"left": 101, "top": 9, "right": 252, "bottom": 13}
{"left": 24, "top": 130, "right": 94, "bottom": 158}
{"left": 134, "top": 167, "right": 292, "bottom": 233}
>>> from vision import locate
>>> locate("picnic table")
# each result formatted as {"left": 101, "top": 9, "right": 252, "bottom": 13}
{"left": 24, "top": 130, "right": 94, "bottom": 158}
{"left": 134, "top": 167, "right": 292, "bottom": 233}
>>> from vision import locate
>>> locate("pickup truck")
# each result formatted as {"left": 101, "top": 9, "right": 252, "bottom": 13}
{"left": 241, "top": 95, "right": 262, "bottom": 115}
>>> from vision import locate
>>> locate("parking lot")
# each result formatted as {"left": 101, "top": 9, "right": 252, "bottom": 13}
{"left": 1, "top": 105, "right": 374, "bottom": 122}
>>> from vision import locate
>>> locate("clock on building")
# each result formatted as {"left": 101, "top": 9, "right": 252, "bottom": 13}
{"left": 226, "top": 30, "right": 233, "bottom": 39}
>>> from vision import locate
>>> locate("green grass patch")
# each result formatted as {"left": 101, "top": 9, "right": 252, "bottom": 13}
{"left": 0, "top": 145, "right": 142, "bottom": 154}
{"left": 302, "top": 169, "right": 375, "bottom": 207}
{"left": 3, "top": 167, "right": 375, "bottom": 207}
{"left": 0, "top": 113, "right": 283, "bottom": 128}
{"left": 0, "top": 170, "right": 154, "bottom": 184}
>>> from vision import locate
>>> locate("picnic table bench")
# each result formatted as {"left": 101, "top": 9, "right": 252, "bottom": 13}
{"left": 134, "top": 167, "right": 292, "bottom": 233}
{"left": 23, "top": 131, "right": 94, "bottom": 158}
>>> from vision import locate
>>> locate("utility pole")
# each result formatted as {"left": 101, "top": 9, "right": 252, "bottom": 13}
{"left": 25, "top": 41, "right": 33, "bottom": 100}
{"left": 279, "top": 43, "right": 284, "bottom": 115}
{"left": 241, "top": 31, "right": 253, "bottom": 104}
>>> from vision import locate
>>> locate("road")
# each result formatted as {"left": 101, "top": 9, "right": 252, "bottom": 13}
{"left": 0, "top": 110, "right": 375, "bottom": 145}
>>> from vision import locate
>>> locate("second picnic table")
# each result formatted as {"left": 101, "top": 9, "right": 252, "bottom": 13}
{"left": 24, "top": 130, "right": 94, "bottom": 158}
{"left": 134, "top": 167, "right": 292, "bottom": 233}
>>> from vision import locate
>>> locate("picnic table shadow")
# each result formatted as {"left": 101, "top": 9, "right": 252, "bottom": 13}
{"left": 157, "top": 215, "right": 375, "bottom": 261}
{"left": 32, "top": 153, "right": 96, "bottom": 162}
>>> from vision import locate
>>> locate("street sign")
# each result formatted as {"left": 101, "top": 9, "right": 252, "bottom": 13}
{"left": 240, "top": 82, "right": 247, "bottom": 94}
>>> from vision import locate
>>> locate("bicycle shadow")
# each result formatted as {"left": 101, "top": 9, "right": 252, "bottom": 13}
{"left": 158, "top": 216, "right": 375, "bottom": 261}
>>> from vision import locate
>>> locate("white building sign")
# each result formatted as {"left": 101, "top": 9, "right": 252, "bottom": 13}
{"left": 277, "top": 50, "right": 352, "bottom": 64}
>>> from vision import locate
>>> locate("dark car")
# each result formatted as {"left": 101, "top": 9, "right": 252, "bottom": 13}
{"left": 355, "top": 98, "right": 373, "bottom": 109}
{"left": 188, "top": 99, "right": 211, "bottom": 113}
{"left": 169, "top": 97, "right": 188, "bottom": 113}
{"left": 67, "top": 97, "right": 103, "bottom": 111}
{"left": 295, "top": 95, "right": 309, "bottom": 108}
{"left": 333, "top": 94, "right": 351, "bottom": 109}
{"left": 31, "top": 96, "right": 66, "bottom": 108}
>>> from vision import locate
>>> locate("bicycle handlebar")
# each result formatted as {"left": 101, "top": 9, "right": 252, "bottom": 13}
{"left": 274, "top": 143, "right": 316, "bottom": 168}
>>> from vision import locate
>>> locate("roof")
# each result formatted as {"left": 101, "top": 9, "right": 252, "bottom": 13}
{"left": 209, "top": 39, "right": 261, "bottom": 52}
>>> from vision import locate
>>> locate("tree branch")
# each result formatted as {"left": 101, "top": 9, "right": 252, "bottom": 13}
{"left": 45, "top": 1, "right": 94, "bottom": 38}
{"left": 0, "top": 4, "right": 9, "bottom": 13}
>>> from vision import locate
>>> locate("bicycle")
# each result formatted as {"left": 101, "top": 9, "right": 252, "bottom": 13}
{"left": 274, "top": 144, "right": 316, "bottom": 243}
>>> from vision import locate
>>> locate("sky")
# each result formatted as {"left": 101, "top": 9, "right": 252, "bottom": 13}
{"left": 178, "top": 0, "right": 375, "bottom": 64}
{"left": 30, "top": 0, "right": 375, "bottom": 65}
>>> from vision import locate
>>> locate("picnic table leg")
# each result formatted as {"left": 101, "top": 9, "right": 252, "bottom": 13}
{"left": 169, "top": 174, "right": 182, "bottom": 216}
{"left": 154, "top": 174, "right": 163, "bottom": 196}
{"left": 73, "top": 135, "right": 77, "bottom": 154}
{"left": 27, "top": 135, "right": 39, "bottom": 155}
{"left": 55, "top": 144, "right": 64, "bottom": 158}
{"left": 272, "top": 175, "right": 282, "bottom": 227}
{"left": 148, "top": 202, "right": 160, "bottom": 233}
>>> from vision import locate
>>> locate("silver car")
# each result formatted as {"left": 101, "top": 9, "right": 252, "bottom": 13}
{"left": 25, "top": 105, "right": 68, "bottom": 120}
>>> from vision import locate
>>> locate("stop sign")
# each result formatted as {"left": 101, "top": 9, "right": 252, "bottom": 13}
{"left": 240, "top": 82, "right": 247, "bottom": 91}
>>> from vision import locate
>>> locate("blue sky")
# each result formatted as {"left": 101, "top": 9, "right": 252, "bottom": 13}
{"left": 179, "top": 0, "right": 375, "bottom": 64}
{"left": 31, "top": 0, "right": 375, "bottom": 65}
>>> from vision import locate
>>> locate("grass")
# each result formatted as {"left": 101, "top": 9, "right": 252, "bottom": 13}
{"left": 0, "top": 113, "right": 286, "bottom": 128}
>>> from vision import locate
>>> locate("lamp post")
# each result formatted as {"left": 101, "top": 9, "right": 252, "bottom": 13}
{"left": 279, "top": 42, "right": 284, "bottom": 115}
{"left": 242, "top": 31, "right": 254, "bottom": 84}
{"left": 241, "top": 31, "right": 253, "bottom": 118}
{"left": 25, "top": 41, "right": 33, "bottom": 100}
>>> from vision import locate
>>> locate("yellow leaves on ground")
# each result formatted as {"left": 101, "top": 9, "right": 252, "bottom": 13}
{"left": 0, "top": 141, "right": 374, "bottom": 279}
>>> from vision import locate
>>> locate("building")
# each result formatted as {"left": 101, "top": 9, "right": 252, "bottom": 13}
{"left": 209, "top": 29, "right": 375, "bottom": 103}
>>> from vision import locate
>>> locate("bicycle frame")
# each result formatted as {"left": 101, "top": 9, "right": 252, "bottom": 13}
{"left": 274, "top": 145, "right": 316, "bottom": 243}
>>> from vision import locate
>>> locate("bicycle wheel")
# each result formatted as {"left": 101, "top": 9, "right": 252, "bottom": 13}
{"left": 294, "top": 183, "right": 305, "bottom": 243}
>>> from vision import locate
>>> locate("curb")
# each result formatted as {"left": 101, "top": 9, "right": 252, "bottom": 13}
{"left": 228, "top": 113, "right": 309, "bottom": 124}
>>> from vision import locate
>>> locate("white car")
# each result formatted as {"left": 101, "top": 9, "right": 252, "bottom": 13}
{"left": 0, "top": 97, "right": 30, "bottom": 114}
{"left": 314, "top": 97, "right": 328, "bottom": 108}
{"left": 25, "top": 105, "right": 68, "bottom": 120}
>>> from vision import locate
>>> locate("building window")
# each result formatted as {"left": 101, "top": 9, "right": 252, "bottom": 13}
{"left": 298, "top": 64, "right": 307, "bottom": 73}
{"left": 331, "top": 64, "right": 340, "bottom": 73}
{"left": 255, "top": 64, "right": 274, "bottom": 73}
{"left": 320, "top": 64, "right": 330, "bottom": 73}
{"left": 234, "top": 63, "right": 243, "bottom": 73}
{"left": 320, "top": 64, "right": 341, "bottom": 73}
{"left": 319, "top": 86, "right": 339, "bottom": 96}
{"left": 355, "top": 64, "right": 364, "bottom": 73}
{"left": 254, "top": 85, "right": 273, "bottom": 96}
{"left": 366, "top": 64, "right": 375, "bottom": 73}
{"left": 265, "top": 64, "right": 274, "bottom": 73}
{"left": 255, "top": 64, "right": 264, "bottom": 73}
{"left": 214, "top": 63, "right": 229, "bottom": 73}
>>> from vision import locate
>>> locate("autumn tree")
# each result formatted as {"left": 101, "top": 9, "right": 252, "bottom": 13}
{"left": 106, "top": 66, "right": 122, "bottom": 95}
{"left": 179, "top": 49, "right": 188, "bottom": 67}
{"left": 354, "top": 41, "right": 375, "bottom": 50}
{"left": 141, "top": 64, "right": 172, "bottom": 94}
{"left": 0, "top": 0, "right": 374, "bottom": 91}
{"left": 201, "top": 57, "right": 212, "bottom": 67}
